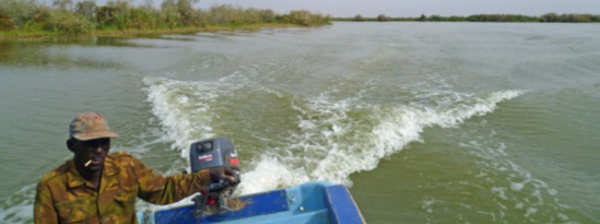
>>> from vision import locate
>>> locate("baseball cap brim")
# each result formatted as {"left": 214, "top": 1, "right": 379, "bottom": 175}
{"left": 73, "top": 131, "right": 119, "bottom": 141}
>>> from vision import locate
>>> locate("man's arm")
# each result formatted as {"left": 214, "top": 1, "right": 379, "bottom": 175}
{"left": 128, "top": 156, "right": 213, "bottom": 205}
{"left": 34, "top": 182, "right": 58, "bottom": 224}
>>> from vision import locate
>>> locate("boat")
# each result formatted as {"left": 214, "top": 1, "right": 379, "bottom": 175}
{"left": 136, "top": 181, "right": 366, "bottom": 224}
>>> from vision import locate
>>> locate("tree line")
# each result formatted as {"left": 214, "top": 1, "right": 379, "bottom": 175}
{"left": 336, "top": 13, "right": 600, "bottom": 23}
{"left": 0, "top": 0, "right": 331, "bottom": 36}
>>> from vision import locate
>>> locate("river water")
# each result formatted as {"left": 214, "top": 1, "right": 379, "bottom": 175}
{"left": 1, "top": 22, "right": 599, "bottom": 223}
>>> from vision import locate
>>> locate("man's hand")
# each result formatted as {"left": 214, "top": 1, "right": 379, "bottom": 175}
{"left": 208, "top": 166, "right": 240, "bottom": 185}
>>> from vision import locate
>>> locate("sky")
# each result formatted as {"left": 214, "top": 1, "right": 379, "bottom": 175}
{"left": 196, "top": 0, "right": 600, "bottom": 17}
{"left": 43, "top": 0, "right": 600, "bottom": 17}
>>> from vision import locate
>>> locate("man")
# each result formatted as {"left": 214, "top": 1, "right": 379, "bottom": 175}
{"left": 34, "top": 112, "right": 239, "bottom": 223}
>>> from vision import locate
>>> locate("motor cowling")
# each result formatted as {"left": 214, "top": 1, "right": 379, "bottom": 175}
{"left": 189, "top": 137, "right": 241, "bottom": 217}
{"left": 190, "top": 137, "right": 239, "bottom": 172}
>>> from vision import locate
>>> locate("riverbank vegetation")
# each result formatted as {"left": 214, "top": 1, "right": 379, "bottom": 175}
{"left": 0, "top": 0, "right": 331, "bottom": 39}
{"left": 335, "top": 13, "right": 600, "bottom": 23}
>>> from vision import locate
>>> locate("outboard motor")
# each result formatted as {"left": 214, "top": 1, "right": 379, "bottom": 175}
{"left": 189, "top": 137, "right": 241, "bottom": 217}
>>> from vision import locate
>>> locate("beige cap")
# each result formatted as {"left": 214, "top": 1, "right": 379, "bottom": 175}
{"left": 69, "top": 112, "right": 119, "bottom": 141}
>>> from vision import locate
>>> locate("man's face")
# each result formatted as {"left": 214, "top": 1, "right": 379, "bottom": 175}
{"left": 70, "top": 138, "right": 111, "bottom": 171}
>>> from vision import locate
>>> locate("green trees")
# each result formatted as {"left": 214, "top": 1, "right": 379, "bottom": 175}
{"left": 465, "top": 14, "right": 537, "bottom": 22}
{"left": 540, "top": 13, "right": 600, "bottom": 23}
{"left": 354, "top": 14, "right": 364, "bottom": 22}
{"left": 0, "top": 10, "right": 16, "bottom": 31}
{"left": 286, "top": 10, "right": 330, "bottom": 26}
{"left": 0, "top": 0, "right": 331, "bottom": 37}
{"left": 260, "top": 9, "right": 276, "bottom": 23}
{"left": 75, "top": 0, "right": 97, "bottom": 22}
{"left": 540, "top": 13, "right": 559, "bottom": 22}
{"left": 333, "top": 13, "right": 600, "bottom": 23}
{"left": 53, "top": 0, "right": 73, "bottom": 10}
{"left": 0, "top": 0, "right": 40, "bottom": 29}
{"left": 44, "top": 9, "right": 93, "bottom": 34}
{"left": 377, "top": 14, "right": 390, "bottom": 22}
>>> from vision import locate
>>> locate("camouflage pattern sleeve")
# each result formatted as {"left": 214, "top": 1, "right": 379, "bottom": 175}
{"left": 34, "top": 181, "right": 58, "bottom": 224}
{"left": 127, "top": 156, "right": 212, "bottom": 205}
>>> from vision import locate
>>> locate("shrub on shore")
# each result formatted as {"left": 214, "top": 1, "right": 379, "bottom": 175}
{"left": 0, "top": 0, "right": 331, "bottom": 37}
{"left": 44, "top": 9, "right": 94, "bottom": 34}
{"left": 0, "top": 10, "right": 16, "bottom": 31}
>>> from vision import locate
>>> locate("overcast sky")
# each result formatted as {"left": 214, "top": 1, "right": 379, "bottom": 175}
{"left": 196, "top": 0, "right": 600, "bottom": 17}
{"left": 45, "top": 0, "right": 600, "bottom": 17}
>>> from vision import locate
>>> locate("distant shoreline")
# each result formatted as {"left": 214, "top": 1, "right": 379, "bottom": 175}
{"left": 332, "top": 13, "right": 600, "bottom": 23}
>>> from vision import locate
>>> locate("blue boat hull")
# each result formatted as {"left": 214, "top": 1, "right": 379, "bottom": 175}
{"left": 137, "top": 181, "right": 365, "bottom": 224}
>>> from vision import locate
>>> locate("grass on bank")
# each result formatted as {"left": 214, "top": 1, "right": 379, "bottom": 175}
{"left": 0, "top": 23, "right": 300, "bottom": 41}
{"left": 0, "top": 0, "right": 331, "bottom": 40}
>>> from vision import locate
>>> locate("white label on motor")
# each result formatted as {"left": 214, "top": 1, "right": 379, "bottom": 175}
{"left": 198, "top": 154, "right": 213, "bottom": 162}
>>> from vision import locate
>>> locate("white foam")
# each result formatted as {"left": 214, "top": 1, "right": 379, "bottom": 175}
{"left": 524, "top": 207, "right": 538, "bottom": 217}
{"left": 0, "top": 203, "right": 33, "bottom": 223}
{"left": 557, "top": 213, "right": 569, "bottom": 221}
{"left": 308, "top": 90, "right": 525, "bottom": 186}
{"left": 237, "top": 156, "right": 310, "bottom": 195}
{"left": 458, "top": 123, "right": 575, "bottom": 223}
{"left": 144, "top": 75, "right": 526, "bottom": 195}
{"left": 492, "top": 186, "right": 509, "bottom": 200}
{"left": 143, "top": 77, "right": 231, "bottom": 158}
{"left": 0, "top": 184, "right": 36, "bottom": 223}
{"left": 421, "top": 196, "right": 443, "bottom": 214}
{"left": 511, "top": 182, "right": 526, "bottom": 191}
{"left": 516, "top": 202, "right": 524, "bottom": 209}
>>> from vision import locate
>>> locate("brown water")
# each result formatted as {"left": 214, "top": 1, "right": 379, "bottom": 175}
{"left": 1, "top": 22, "right": 599, "bottom": 223}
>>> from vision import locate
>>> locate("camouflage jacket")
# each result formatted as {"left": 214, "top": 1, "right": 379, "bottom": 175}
{"left": 34, "top": 151, "right": 211, "bottom": 224}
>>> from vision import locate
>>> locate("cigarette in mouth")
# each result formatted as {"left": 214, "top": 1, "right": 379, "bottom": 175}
{"left": 84, "top": 160, "right": 92, "bottom": 167}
